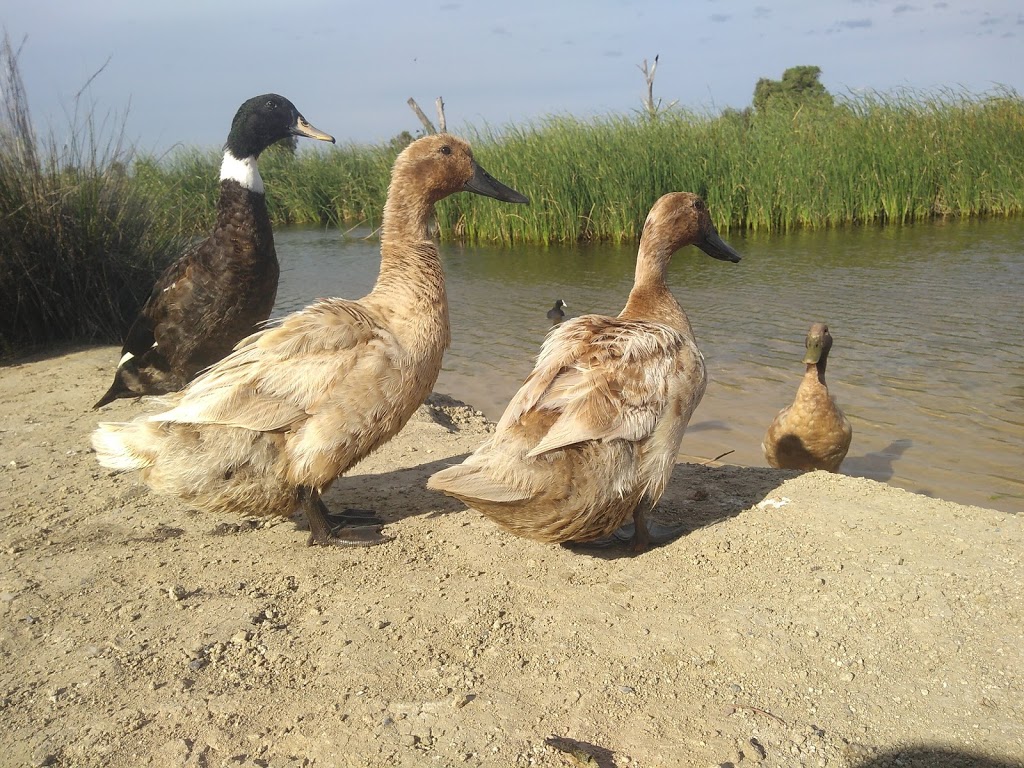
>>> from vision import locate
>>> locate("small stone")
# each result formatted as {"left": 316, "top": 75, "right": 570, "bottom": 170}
{"left": 840, "top": 672, "right": 855, "bottom": 682}
{"left": 168, "top": 585, "right": 187, "bottom": 601}
{"left": 231, "top": 631, "right": 250, "bottom": 645}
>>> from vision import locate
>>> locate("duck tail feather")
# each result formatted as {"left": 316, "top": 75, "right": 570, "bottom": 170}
{"left": 91, "top": 422, "right": 155, "bottom": 472}
{"left": 427, "top": 465, "right": 531, "bottom": 504}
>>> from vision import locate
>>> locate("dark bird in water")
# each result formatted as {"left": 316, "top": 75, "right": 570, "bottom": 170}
{"left": 762, "top": 323, "right": 853, "bottom": 472}
{"left": 546, "top": 298, "right": 567, "bottom": 325}
{"left": 94, "top": 94, "right": 335, "bottom": 409}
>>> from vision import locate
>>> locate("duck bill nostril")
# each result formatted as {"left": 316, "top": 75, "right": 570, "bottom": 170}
{"left": 463, "top": 162, "right": 529, "bottom": 204}
{"left": 697, "top": 229, "right": 742, "bottom": 263}
{"left": 291, "top": 116, "right": 335, "bottom": 143}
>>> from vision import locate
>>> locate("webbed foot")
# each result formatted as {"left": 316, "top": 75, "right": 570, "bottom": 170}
{"left": 300, "top": 489, "right": 392, "bottom": 548}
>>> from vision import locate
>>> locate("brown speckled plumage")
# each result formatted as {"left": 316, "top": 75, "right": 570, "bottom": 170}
{"left": 92, "top": 134, "right": 528, "bottom": 546}
{"left": 762, "top": 323, "right": 853, "bottom": 472}
{"left": 428, "top": 192, "right": 741, "bottom": 552}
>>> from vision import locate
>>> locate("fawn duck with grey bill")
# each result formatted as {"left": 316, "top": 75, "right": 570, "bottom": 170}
{"left": 93, "top": 134, "right": 529, "bottom": 546}
{"left": 428, "top": 192, "right": 740, "bottom": 553}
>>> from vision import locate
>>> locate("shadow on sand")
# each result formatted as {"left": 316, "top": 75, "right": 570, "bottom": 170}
{"left": 324, "top": 447, "right": 801, "bottom": 559}
{"left": 849, "top": 746, "right": 1022, "bottom": 768}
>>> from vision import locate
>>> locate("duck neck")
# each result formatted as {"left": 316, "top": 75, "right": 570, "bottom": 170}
{"left": 618, "top": 246, "right": 691, "bottom": 334}
{"left": 220, "top": 151, "right": 264, "bottom": 195}
{"left": 370, "top": 177, "right": 449, "bottom": 337}
{"left": 211, "top": 179, "right": 274, "bottom": 273}
{"left": 804, "top": 355, "right": 829, "bottom": 387}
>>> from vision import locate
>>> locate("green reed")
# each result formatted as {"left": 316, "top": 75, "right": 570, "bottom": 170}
{"left": 5, "top": 70, "right": 1022, "bottom": 355}
{"left": 131, "top": 88, "right": 1024, "bottom": 244}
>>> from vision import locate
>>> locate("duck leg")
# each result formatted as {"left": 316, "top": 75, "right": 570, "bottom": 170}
{"left": 612, "top": 502, "right": 687, "bottom": 552}
{"left": 570, "top": 499, "right": 685, "bottom": 553}
{"left": 299, "top": 486, "right": 390, "bottom": 547}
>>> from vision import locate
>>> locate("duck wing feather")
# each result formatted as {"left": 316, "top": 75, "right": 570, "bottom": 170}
{"left": 149, "top": 298, "right": 384, "bottom": 432}
{"left": 497, "top": 316, "right": 694, "bottom": 458}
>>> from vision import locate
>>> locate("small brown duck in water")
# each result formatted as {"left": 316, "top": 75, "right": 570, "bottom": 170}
{"left": 94, "top": 94, "right": 335, "bottom": 408}
{"left": 762, "top": 323, "right": 853, "bottom": 472}
{"left": 546, "top": 299, "right": 567, "bottom": 325}
{"left": 92, "top": 134, "right": 529, "bottom": 546}
{"left": 428, "top": 192, "right": 741, "bottom": 553}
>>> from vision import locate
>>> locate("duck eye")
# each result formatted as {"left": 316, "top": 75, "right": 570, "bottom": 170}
{"left": 265, "top": 99, "right": 277, "bottom": 109}
{"left": 693, "top": 199, "right": 705, "bottom": 211}
{"left": 440, "top": 145, "right": 452, "bottom": 155}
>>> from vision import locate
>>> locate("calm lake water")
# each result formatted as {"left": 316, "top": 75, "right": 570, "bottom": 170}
{"left": 273, "top": 219, "right": 1024, "bottom": 515}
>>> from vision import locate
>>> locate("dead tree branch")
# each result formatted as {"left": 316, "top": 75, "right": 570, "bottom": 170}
{"left": 407, "top": 97, "right": 436, "bottom": 134}
{"left": 435, "top": 97, "right": 446, "bottom": 133}
{"left": 637, "top": 54, "right": 677, "bottom": 120}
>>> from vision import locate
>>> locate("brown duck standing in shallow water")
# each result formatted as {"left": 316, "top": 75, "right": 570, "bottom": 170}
{"left": 94, "top": 94, "right": 335, "bottom": 408}
{"left": 428, "top": 192, "right": 741, "bottom": 553}
{"left": 762, "top": 323, "right": 853, "bottom": 472}
{"left": 92, "top": 134, "right": 529, "bottom": 546}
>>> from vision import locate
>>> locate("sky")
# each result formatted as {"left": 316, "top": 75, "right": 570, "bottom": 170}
{"left": 4, "top": 0, "right": 1022, "bottom": 155}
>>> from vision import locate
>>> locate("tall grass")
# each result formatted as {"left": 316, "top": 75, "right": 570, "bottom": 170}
{"left": 3, "top": 52, "right": 1022, "bottom": 356}
{"left": 447, "top": 89, "right": 1024, "bottom": 240}
{"left": 134, "top": 88, "right": 1024, "bottom": 243}
{"left": 0, "top": 34, "right": 187, "bottom": 356}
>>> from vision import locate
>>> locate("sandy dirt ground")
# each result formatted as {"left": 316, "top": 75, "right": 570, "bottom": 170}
{"left": 0, "top": 345, "right": 1021, "bottom": 768}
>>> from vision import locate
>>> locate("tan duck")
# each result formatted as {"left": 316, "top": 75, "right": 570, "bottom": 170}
{"left": 428, "top": 192, "right": 740, "bottom": 552}
{"left": 94, "top": 94, "right": 335, "bottom": 408}
{"left": 762, "top": 323, "right": 853, "bottom": 472}
{"left": 92, "top": 134, "right": 529, "bottom": 545}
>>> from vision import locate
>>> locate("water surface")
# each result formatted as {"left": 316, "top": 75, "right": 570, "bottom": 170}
{"left": 274, "top": 220, "right": 1024, "bottom": 515}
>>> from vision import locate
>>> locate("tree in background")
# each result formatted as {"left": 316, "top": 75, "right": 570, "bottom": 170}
{"left": 753, "top": 65, "right": 833, "bottom": 113}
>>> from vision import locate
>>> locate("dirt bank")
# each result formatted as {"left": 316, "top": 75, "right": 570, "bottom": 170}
{"left": 0, "top": 346, "right": 1020, "bottom": 768}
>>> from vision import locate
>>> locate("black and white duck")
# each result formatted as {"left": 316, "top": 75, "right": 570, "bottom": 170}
{"left": 94, "top": 94, "right": 335, "bottom": 408}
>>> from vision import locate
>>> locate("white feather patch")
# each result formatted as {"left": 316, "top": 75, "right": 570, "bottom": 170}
{"left": 91, "top": 423, "right": 151, "bottom": 471}
{"left": 117, "top": 351, "right": 134, "bottom": 368}
{"left": 219, "top": 151, "right": 264, "bottom": 194}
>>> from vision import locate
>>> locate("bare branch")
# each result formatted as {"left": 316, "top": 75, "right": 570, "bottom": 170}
{"left": 406, "top": 97, "right": 436, "bottom": 134}
{"left": 435, "top": 96, "right": 446, "bottom": 133}
{"left": 636, "top": 53, "right": 675, "bottom": 120}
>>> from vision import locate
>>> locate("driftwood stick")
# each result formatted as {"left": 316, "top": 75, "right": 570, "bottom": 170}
{"left": 435, "top": 96, "right": 446, "bottom": 133}
{"left": 407, "top": 97, "right": 436, "bottom": 134}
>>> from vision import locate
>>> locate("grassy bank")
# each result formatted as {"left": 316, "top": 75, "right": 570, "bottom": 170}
{"left": 135, "top": 88, "right": 1024, "bottom": 243}
{"left": 3, "top": 52, "right": 1022, "bottom": 356}
{"left": 0, "top": 35, "right": 187, "bottom": 355}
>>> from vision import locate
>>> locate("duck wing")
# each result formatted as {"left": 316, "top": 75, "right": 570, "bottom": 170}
{"left": 116, "top": 240, "right": 204, "bottom": 363}
{"left": 497, "top": 316, "right": 701, "bottom": 457}
{"left": 149, "top": 298, "right": 384, "bottom": 432}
